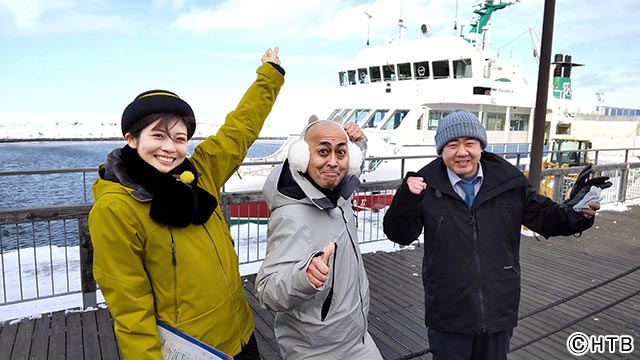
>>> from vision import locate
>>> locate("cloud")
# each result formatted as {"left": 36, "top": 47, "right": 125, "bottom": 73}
{"left": 0, "top": 0, "right": 132, "bottom": 36}
{"left": 172, "top": 1, "right": 288, "bottom": 34}
{"left": 197, "top": 48, "right": 345, "bottom": 68}
{"left": 170, "top": 0, "right": 445, "bottom": 44}
{"left": 0, "top": 0, "right": 72, "bottom": 31}
{"left": 151, "top": 0, "right": 187, "bottom": 11}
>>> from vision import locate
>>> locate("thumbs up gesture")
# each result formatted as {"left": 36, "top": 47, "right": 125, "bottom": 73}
{"left": 306, "top": 242, "right": 335, "bottom": 289}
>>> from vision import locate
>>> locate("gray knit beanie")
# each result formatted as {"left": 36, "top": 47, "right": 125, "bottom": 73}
{"left": 434, "top": 109, "right": 487, "bottom": 155}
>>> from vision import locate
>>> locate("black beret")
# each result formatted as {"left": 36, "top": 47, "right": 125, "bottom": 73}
{"left": 121, "top": 90, "right": 196, "bottom": 139}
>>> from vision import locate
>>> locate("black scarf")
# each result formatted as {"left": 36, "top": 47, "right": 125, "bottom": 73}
{"left": 120, "top": 145, "right": 217, "bottom": 227}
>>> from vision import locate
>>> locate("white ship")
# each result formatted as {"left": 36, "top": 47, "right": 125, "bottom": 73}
{"left": 224, "top": 0, "right": 640, "bottom": 206}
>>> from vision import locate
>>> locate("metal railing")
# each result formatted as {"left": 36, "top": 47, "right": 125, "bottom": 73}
{"left": 1, "top": 146, "right": 638, "bottom": 210}
{"left": 0, "top": 180, "right": 400, "bottom": 310}
{"left": 1, "top": 160, "right": 639, "bottom": 314}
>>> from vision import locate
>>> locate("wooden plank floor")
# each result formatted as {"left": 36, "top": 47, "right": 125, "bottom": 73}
{"left": 0, "top": 308, "right": 122, "bottom": 360}
{"left": 1, "top": 205, "right": 638, "bottom": 359}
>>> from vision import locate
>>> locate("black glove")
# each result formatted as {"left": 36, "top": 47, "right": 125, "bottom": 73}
{"left": 564, "top": 164, "right": 612, "bottom": 207}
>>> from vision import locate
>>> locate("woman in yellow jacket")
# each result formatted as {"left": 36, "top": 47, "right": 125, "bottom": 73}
{"left": 89, "top": 48, "right": 284, "bottom": 359}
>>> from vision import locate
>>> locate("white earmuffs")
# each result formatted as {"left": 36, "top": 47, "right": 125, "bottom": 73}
{"left": 288, "top": 120, "right": 363, "bottom": 176}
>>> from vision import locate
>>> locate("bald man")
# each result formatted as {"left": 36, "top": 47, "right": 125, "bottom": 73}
{"left": 255, "top": 120, "right": 382, "bottom": 359}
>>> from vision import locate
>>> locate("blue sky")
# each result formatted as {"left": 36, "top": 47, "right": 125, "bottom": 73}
{"left": 1, "top": 0, "right": 639, "bottom": 135}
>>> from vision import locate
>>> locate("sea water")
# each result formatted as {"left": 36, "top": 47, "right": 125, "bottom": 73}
{"left": 0, "top": 139, "right": 283, "bottom": 208}
{"left": 0, "top": 139, "right": 283, "bottom": 251}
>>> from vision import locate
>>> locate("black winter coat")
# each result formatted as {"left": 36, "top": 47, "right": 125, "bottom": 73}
{"left": 383, "top": 152, "right": 594, "bottom": 334}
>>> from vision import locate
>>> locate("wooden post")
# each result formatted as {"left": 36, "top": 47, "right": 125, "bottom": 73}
{"left": 553, "top": 174, "right": 565, "bottom": 203}
{"left": 618, "top": 165, "right": 629, "bottom": 203}
{"left": 78, "top": 216, "right": 97, "bottom": 308}
{"left": 529, "top": 0, "right": 556, "bottom": 191}
{"left": 220, "top": 193, "right": 232, "bottom": 229}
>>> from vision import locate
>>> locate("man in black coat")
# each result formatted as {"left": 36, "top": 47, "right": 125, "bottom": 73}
{"left": 383, "top": 109, "right": 610, "bottom": 360}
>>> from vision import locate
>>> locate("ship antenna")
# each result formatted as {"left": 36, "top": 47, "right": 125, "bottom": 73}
{"left": 397, "top": 0, "right": 406, "bottom": 41}
{"left": 454, "top": 0, "right": 459, "bottom": 32}
{"left": 364, "top": 11, "right": 372, "bottom": 47}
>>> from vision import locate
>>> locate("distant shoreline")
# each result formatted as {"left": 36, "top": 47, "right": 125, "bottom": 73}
{"left": 0, "top": 136, "right": 288, "bottom": 143}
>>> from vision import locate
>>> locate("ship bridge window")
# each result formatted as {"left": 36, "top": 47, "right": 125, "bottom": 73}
{"left": 433, "top": 60, "right": 450, "bottom": 79}
{"left": 397, "top": 63, "right": 412, "bottom": 80}
{"left": 428, "top": 110, "right": 451, "bottom": 130}
{"left": 381, "top": 109, "right": 410, "bottom": 130}
{"left": 383, "top": 64, "right": 396, "bottom": 81}
{"left": 414, "top": 61, "right": 430, "bottom": 80}
{"left": 339, "top": 71, "right": 348, "bottom": 86}
{"left": 453, "top": 58, "right": 472, "bottom": 78}
{"left": 358, "top": 68, "right": 369, "bottom": 84}
{"left": 485, "top": 112, "right": 506, "bottom": 131}
{"left": 363, "top": 109, "right": 390, "bottom": 128}
{"left": 509, "top": 113, "right": 529, "bottom": 131}
{"left": 369, "top": 66, "right": 382, "bottom": 82}
{"left": 346, "top": 109, "right": 372, "bottom": 126}
{"left": 348, "top": 70, "right": 357, "bottom": 85}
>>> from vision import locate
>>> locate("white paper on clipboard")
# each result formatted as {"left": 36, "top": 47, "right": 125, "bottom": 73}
{"left": 157, "top": 320, "right": 232, "bottom": 360}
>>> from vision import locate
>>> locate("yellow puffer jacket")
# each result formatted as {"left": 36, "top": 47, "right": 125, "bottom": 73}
{"left": 89, "top": 63, "right": 284, "bottom": 359}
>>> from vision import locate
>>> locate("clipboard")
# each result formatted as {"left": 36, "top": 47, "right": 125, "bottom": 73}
{"left": 157, "top": 320, "right": 232, "bottom": 360}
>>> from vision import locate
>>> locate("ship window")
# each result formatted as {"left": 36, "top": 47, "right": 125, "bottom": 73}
{"left": 369, "top": 66, "right": 381, "bottom": 82}
{"left": 415, "top": 61, "right": 430, "bottom": 80}
{"left": 382, "top": 110, "right": 410, "bottom": 130}
{"left": 473, "top": 86, "right": 491, "bottom": 95}
{"left": 453, "top": 58, "right": 472, "bottom": 78}
{"left": 383, "top": 64, "right": 396, "bottom": 81}
{"left": 433, "top": 60, "right": 450, "bottom": 79}
{"left": 509, "top": 113, "right": 529, "bottom": 131}
{"left": 348, "top": 70, "right": 357, "bottom": 85}
{"left": 363, "top": 109, "right": 390, "bottom": 129}
{"left": 416, "top": 114, "right": 424, "bottom": 130}
{"left": 428, "top": 110, "right": 451, "bottom": 130}
{"left": 346, "top": 109, "right": 372, "bottom": 126}
{"left": 358, "top": 68, "right": 369, "bottom": 84}
{"left": 486, "top": 112, "right": 505, "bottom": 131}
{"left": 397, "top": 63, "right": 412, "bottom": 80}
{"left": 339, "top": 109, "right": 352, "bottom": 119}
{"left": 339, "top": 71, "right": 348, "bottom": 86}
{"left": 328, "top": 109, "right": 342, "bottom": 120}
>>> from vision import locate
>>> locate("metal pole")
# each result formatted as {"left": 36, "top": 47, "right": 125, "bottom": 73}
{"left": 529, "top": 0, "right": 556, "bottom": 191}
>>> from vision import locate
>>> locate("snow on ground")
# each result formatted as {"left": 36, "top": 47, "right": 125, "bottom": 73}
{"left": 0, "top": 210, "right": 405, "bottom": 323}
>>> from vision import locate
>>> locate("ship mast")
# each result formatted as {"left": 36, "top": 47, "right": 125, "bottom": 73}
{"left": 397, "top": 0, "right": 406, "bottom": 41}
{"left": 364, "top": 11, "right": 372, "bottom": 47}
{"left": 464, "top": 0, "right": 518, "bottom": 49}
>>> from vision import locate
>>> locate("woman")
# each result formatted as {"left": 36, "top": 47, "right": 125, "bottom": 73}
{"left": 89, "top": 47, "right": 284, "bottom": 359}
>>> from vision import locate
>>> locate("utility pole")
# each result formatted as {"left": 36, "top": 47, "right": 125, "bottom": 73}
{"left": 529, "top": 0, "right": 556, "bottom": 191}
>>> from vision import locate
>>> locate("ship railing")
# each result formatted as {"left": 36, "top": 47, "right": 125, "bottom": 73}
{"left": 0, "top": 161, "right": 639, "bottom": 316}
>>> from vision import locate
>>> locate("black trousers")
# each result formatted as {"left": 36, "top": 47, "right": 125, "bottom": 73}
{"left": 428, "top": 328, "right": 513, "bottom": 360}
{"left": 234, "top": 333, "right": 260, "bottom": 360}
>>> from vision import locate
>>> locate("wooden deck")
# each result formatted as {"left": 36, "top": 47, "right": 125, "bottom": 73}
{"left": 1, "top": 205, "right": 638, "bottom": 359}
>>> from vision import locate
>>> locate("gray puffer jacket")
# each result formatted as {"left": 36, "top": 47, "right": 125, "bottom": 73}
{"left": 255, "top": 161, "right": 382, "bottom": 360}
